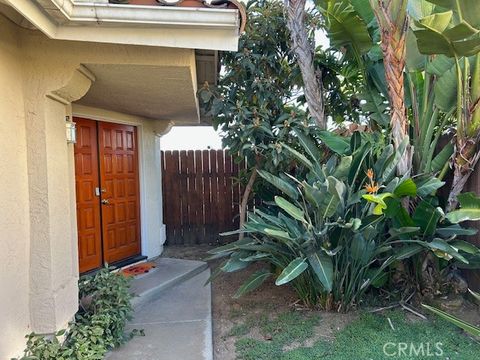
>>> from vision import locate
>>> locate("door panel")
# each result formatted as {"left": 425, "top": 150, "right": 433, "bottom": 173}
{"left": 98, "top": 122, "right": 141, "bottom": 263}
{"left": 74, "top": 118, "right": 102, "bottom": 273}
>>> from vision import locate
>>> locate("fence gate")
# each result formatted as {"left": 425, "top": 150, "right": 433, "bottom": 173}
{"left": 161, "top": 150, "right": 245, "bottom": 245}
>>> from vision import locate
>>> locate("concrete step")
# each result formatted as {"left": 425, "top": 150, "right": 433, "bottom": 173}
{"left": 130, "top": 257, "right": 208, "bottom": 310}
{"left": 107, "top": 269, "right": 213, "bottom": 360}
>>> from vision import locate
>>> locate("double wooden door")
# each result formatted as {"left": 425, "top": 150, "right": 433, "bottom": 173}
{"left": 74, "top": 118, "right": 141, "bottom": 273}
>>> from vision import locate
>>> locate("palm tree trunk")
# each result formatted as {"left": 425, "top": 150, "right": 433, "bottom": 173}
{"left": 370, "top": 0, "right": 412, "bottom": 176}
{"left": 448, "top": 136, "right": 480, "bottom": 210}
{"left": 285, "top": 0, "right": 326, "bottom": 129}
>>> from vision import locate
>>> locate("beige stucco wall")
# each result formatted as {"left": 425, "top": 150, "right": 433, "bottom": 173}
{"left": 0, "top": 13, "right": 189, "bottom": 358}
{"left": 0, "top": 14, "right": 31, "bottom": 359}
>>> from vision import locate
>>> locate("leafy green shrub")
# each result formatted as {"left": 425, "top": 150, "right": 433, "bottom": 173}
{"left": 211, "top": 129, "right": 480, "bottom": 310}
{"left": 211, "top": 130, "right": 395, "bottom": 310}
{"left": 14, "top": 267, "right": 138, "bottom": 360}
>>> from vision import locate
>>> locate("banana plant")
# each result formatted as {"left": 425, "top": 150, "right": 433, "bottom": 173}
{"left": 411, "top": 0, "right": 480, "bottom": 210}
{"left": 316, "top": 0, "right": 391, "bottom": 128}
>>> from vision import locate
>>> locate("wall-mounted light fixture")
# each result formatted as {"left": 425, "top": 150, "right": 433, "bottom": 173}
{"left": 66, "top": 116, "right": 77, "bottom": 144}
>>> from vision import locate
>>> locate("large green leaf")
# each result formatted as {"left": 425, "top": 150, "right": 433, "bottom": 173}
{"left": 394, "top": 178, "right": 417, "bottom": 197}
{"left": 318, "top": 130, "right": 351, "bottom": 155}
{"left": 395, "top": 244, "right": 424, "bottom": 260}
{"left": 427, "top": 238, "right": 469, "bottom": 263}
{"left": 257, "top": 170, "right": 299, "bottom": 200}
{"left": 316, "top": 176, "right": 345, "bottom": 218}
{"left": 388, "top": 226, "right": 421, "bottom": 240}
{"left": 450, "top": 240, "right": 480, "bottom": 255}
{"left": 244, "top": 222, "right": 293, "bottom": 242}
{"left": 382, "top": 137, "right": 410, "bottom": 182}
{"left": 332, "top": 155, "right": 352, "bottom": 179}
{"left": 320, "top": 0, "right": 373, "bottom": 57}
{"left": 430, "top": 143, "right": 454, "bottom": 173}
{"left": 412, "top": 200, "right": 443, "bottom": 236}
{"left": 351, "top": 233, "right": 374, "bottom": 265}
{"left": 234, "top": 269, "right": 271, "bottom": 298}
{"left": 436, "top": 224, "right": 478, "bottom": 237}
{"left": 373, "top": 144, "right": 395, "bottom": 177}
{"left": 293, "top": 128, "right": 323, "bottom": 163}
{"left": 414, "top": 11, "right": 480, "bottom": 57}
{"left": 221, "top": 257, "right": 250, "bottom": 273}
{"left": 434, "top": 61, "right": 457, "bottom": 111}
{"left": 406, "top": 29, "right": 426, "bottom": 70}
{"left": 302, "top": 182, "right": 325, "bottom": 209}
{"left": 207, "top": 238, "right": 255, "bottom": 255}
{"left": 282, "top": 143, "right": 319, "bottom": 177}
{"left": 426, "top": 0, "right": 480, "bottom": 28}
{"left": 408, "top": 0, "right": 435, "bottom": 21}
{"left": 275, "top": 196, "right": 307, "bottom": 223}
{"left": 307, "top": 251, "right": 333, "bottom": 292}
{"left": 361, "top": 89, "right": 389, "bottom": 127}
{"left": 446, "top": 192, "right": 480, "bottom": 223}
{"left": 422, "top": 304, "right": 480, "bottom": 336}
{"left": 416, "top": 177, "right": 445, "bottom": 197}
{"left": 350, "top": 0, "right": 374, "bottom": 24}
{"left": 275, "top": 258, "right": 308, "bottom": 286}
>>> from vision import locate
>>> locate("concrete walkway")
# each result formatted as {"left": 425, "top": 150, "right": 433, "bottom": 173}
{"left": 106, "top": 259, "right": 212, "bottom": 360}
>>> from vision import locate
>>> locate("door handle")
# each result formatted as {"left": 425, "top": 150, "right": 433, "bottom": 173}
{"left": 101, "top": 199, "right": 110, "bottom": 205}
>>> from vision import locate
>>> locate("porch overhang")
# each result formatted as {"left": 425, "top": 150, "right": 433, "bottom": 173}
{"left": 4, "top": 0, "right": 242, "bottom": 51}
{"left": 76, "top": 62, "right": 203, "bottom": 124}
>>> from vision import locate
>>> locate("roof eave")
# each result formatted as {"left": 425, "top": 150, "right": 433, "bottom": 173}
{"left": 5, "top": 0, "right": 241, "bottom": 50}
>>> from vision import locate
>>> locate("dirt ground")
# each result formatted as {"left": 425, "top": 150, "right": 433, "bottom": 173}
{"left": 162, "top": 245, "right": 358, "bottom": 360}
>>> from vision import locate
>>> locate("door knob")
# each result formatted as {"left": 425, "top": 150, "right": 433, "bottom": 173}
{"left": 101, "top": 199, "right": 110, "bottom": 205}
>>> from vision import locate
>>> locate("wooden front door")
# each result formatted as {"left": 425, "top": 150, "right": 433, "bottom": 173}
{"left": 74, "top": 118, "right": 141, "bottom": 273}
{"left": 98, "top": 122, "right": 141, "bottom": 263}
{"left": 75, "top": 119, "right": 103, "bottom": 273}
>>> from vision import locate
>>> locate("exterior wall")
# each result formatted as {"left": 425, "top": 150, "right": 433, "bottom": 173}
{"left": 72, "top": 104, "right": 168, "bottom": 258}
{"left": 0, "top": 14, "right": 189, "bottom": 358}
{"left": 0, "top": 15, "right": 31, "bottom": 360}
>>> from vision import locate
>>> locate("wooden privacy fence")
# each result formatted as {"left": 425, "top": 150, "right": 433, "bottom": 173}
{"left": 161, "top": 149, "right": 246, "bottom": 245}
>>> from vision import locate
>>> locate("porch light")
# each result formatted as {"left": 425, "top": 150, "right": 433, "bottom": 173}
{"left": 66, "top": 116, "right": 77, "bottom": 144}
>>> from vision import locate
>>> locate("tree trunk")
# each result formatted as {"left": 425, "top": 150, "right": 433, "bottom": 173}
{"left": 447, "top": 136, "right": 480, "bottom": 210}
{"left": 370, "top": 0, "right": 412, "bottom": 176}
{"left": 239, "top": 165, "right": 258, "bottom": 240}
{"left": 285, "top": 0, "right": 326, "bottom": 129}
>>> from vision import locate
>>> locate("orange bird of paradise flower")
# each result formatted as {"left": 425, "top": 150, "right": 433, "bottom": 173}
{"left": 365, "top": 168, "right": 380, "bottom": 194}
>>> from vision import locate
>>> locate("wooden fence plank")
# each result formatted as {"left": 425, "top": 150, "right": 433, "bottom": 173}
{"left": 172, "top": 151, "right": 182, "bottom": 244}
{"left": 209, "top": 150, "right": 218, "bottom": 243}
{"left": 224, "top": 154, "right": 234, "bottom": 232}
{"left": 162, "top": 149, "right": 248, "bottom": 245}
{"left": 202, "top": 150, "right": 211, "bottom": 243}
{"left": 195, "top": 150, "right": 204, "bottom": 244}
{"left": 216, "top": 150, "right": 226, "bottom": 239}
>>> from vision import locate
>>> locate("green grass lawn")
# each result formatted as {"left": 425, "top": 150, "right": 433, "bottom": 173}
{"left": 233, "top": 310, "right": 480, "bottom": 360}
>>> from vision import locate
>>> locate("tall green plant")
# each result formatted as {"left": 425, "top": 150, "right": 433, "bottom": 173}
{"left": 410, "top": 0, "right": 480, "bottom": 209}
{"left": 210, "top": 130, "right": 408, "bottom": 310}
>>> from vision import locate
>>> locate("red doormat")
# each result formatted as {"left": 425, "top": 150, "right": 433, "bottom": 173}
{"left": 121, "top": 262, "right": 156, "bottom": 277}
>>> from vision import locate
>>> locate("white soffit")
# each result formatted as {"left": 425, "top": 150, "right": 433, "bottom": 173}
{"left": 5, "top": 0, "right": 240, "bottom": 50}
